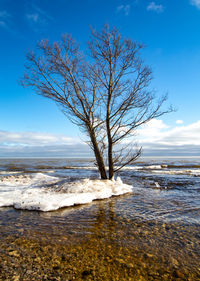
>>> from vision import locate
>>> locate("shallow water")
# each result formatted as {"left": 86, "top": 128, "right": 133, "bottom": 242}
{"left": 0, "top": 157, "right": 200, "bottom": 280}
{"left": 0, "top": 200, "right": 200, "bottom": 280}
{"left": 0, "top": 157, "right": 200, "bottom": 223}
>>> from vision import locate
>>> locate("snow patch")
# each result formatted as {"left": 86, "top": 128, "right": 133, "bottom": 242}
{"left": 0, "top": 173, "right": 132, "bottom": 211}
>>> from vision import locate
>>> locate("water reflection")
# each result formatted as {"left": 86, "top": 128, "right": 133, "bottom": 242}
{"left": 0, "top": 200, "right": 200, "bottom": 280}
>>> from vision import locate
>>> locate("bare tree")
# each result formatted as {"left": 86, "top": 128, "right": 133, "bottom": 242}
{"left": 21, "top": 25, "right": 172, "bottom": 180}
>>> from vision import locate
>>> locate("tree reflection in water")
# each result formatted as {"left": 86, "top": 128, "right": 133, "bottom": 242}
{"left": 0, "top": 200, "right": 200, "bottom": 280}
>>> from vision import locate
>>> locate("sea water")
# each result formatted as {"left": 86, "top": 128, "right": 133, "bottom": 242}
{"left": 0, "top": 157, "right": 200, "bottom": 224}
{"left": 0, "top": 157, "right": 200, "bottom": 280}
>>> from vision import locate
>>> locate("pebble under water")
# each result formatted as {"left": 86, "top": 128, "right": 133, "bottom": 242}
{"left": 0, "top": 157, "right": 200, "bottom": 280}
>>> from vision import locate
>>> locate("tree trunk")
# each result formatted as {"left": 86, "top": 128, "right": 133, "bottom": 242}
{"left": 107, "top": 81, "right": 114, "bottom": 180}
{"left": 108, "top": 140, "right": 114, "bottom": 179}
{"left": 90, "top": 128, "right": 107, "bottom": 179}
{"left": 106, "top": 107, "right": 114, "bottom": 179}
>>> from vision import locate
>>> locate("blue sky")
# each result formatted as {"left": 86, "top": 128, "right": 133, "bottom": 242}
{"left": 1, "top": 0, "right": 200, "bottom": 157}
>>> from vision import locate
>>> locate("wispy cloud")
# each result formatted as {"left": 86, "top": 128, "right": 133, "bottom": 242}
{"left": 116, "top": 4, "right": 130, "bottom": 16}
{"left": 25, "top": 4, "right": 52, "bottom": 31}
{"left": 0, "top": 10, "right": 11, "bottom": 28}
{"left": 26, "top": 13, "right": 40, "bottom": 24}
{"left": 190, "top": 0, "right": 200, "bottom": 9}
{"left": 147, "top": 2, "right": 164, "bottom": 13}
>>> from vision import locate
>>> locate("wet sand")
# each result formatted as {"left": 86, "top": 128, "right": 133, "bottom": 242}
{"left": 0, "top": 197, "right": 200, "bottom": 281}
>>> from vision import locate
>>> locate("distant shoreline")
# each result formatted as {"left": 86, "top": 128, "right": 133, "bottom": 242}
{"left": 0, "top": 155, "right": 200, "bottom": 159}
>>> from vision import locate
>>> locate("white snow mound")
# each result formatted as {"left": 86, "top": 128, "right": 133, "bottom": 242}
{"left": 0, "top": 173, "right": 132, "bottom": 211}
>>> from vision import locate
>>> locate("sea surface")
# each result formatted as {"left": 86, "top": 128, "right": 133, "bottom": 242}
{"left": 0, "top": 157, "right": 200, "bottom": 280}
{"left": 0, "top": 157, "right": 200, "bottom": 224}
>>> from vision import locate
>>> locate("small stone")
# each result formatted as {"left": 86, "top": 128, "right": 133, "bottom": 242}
{"left": 13, "top": 275, "right": 20, "bottom": 281}
{"left": 127, "top": 263, "right": 134, "bottom": 268}
{"left": 143, "top": 253, "right": 154, "bottom": 259}
{"left": 170, "top": 257, "right": 179, "bottom": 267}
{"left": 146, "top": 253, "right": 154, "bottom": 258}
{"left": 8, "top": 250, "right": 20, "bottom": 257}
{"left": 173, "top": 270, "right": 185, "bottom": 279}
{"left": 26, "top": 270, "right": 33, "bottom": 275}
{"left": 115, "top": 258, "right": 124, "bottom": 264}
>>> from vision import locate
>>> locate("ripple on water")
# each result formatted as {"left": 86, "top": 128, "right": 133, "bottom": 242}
{"left": 0, "top": 158, "right": 200, "bottom": 279}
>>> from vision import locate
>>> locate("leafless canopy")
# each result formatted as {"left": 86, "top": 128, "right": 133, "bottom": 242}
{"left": 21, "top": 25, "right": 172, "bottom": 179}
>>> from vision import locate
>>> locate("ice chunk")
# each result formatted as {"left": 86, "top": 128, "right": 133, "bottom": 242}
{"left": 0, "top": 174, "right": 132, "bottom": 211}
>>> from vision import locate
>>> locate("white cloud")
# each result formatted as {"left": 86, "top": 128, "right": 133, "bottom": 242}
{"left": 135, "top": 119, "right": 200, "bottom": 156}
{"left": 176, "top": 120, "right": 184, "bottom": 124}
{"left": 190, "top": 0, "right": 200, "bottom": 9}
{"left": 0, "top": 130, "right": 81, "bottom": 147}
{"left": 139, "top": 119, "right": 169, "bottom": 134}
{"left": 138, "top": 119, "right": 200, "bottom": 146}
{"left": 0, "top": 10, "right": 11, "bottom": 28}
{"left": 116, "top": 5, "right": 130, "bottom": 16}
{"left": 0, "top": 130, "right": 90, "bottom": 157}
{"left": 1, "top": 120, "right": 200, "bottom": 157}
{"left": 136, "top": 119, "right": 169, "bottom": 145}
{"left": 26, "top": 13, "right": 39, "bottom": 23}
{"left": 147, "top": 2, "right": 164, "bottom": 13}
